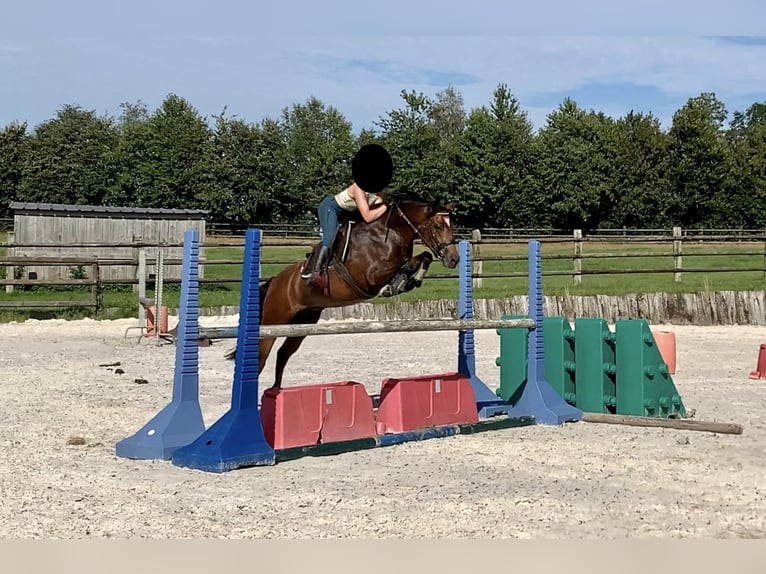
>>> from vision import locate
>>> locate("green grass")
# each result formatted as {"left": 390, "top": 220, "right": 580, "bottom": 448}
{"left": 0, "top": 239, "right": 764, "bottom": 321}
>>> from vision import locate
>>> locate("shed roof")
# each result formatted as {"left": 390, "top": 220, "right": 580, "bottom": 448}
{"left": 9, "top": 201, "right": 209, "bottom": 218}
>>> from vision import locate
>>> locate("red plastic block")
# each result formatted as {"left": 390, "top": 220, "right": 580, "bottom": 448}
{"left": 260, "top": 381, "right": 377, "bottom": 449}
{"left": 749, "top": 343, "right": 766, "bottom": 380}
{"left": 375, "top": 372, "right": 479, "bottom": 434}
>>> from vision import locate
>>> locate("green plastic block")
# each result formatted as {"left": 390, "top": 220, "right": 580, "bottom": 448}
{"left": 495, "top": 315, "right": 575, "bottom": 406}
{"left": 614, "top": 319, "right": 686, "bottom": 418}
{"left": 495, "top": 314, "right": 529, "bottom": 404}
{"left": 543, "top": 317, "right": 576, "bottom": 405}
{"left": 574, "top": 318, "right": 617, "bottom": 413}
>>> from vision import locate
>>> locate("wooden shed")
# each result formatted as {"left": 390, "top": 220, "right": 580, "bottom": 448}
{"left": 8, "top": 202, "right": 208, "bottom": 282}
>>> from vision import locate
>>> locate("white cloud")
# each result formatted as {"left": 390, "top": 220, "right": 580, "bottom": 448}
{"left": 3, "top": 31, "right": 766, "bottom": 132}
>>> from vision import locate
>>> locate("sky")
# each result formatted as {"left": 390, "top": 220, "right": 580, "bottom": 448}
{"left": 2, "top": 1, "right": 766, "bottom": 134}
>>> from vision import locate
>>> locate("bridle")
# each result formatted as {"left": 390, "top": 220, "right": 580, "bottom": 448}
{"left": 386, "top": 201, "right": 458, "bottom": 263}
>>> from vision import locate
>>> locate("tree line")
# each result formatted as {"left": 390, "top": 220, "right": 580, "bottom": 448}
{"left": 1, "top": 85, "right": 765, "bottom": 231}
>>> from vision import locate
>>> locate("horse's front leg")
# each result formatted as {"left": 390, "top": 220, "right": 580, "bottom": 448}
{"left": 406, "top": 251, "right": 433, "bottom": 289}
{"left": 378, "top": 251, "right": 434, "bottom": 297}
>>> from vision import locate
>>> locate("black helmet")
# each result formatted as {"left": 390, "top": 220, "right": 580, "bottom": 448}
{"left": 351, "top": 144, "right": 393, "bottom": 194}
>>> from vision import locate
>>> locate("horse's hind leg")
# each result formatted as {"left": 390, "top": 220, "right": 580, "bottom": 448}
{"left": 272, "top": 308, "right": 323, "bottom": 389}
{"left": 259, "top": 337, "right": 278, "bottom": 378}
{"left": 272, "top": 336, "right": 307, "bottom": 390}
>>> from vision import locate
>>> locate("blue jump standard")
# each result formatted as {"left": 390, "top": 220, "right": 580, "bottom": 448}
{"left": 170, "top": 228, "right": 276, "bottom": 472}
{"left": 457, "top": 240, "right": 517, "bottom": 418}
{"left": 115, "top": 229, "right": 206, "bottom": 460}
{"left": 504, "top": 241, "right": 583, "bottom": 425}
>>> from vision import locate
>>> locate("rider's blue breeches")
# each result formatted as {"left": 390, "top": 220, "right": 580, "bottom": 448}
{"left": 318, "top": 196, "right": 344, "bottom": 248}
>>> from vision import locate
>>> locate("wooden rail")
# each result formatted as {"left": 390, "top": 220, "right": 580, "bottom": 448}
{"left": 0, "top": 225, "right": 764, "bottom": 316}
{"left": 0, "top": 258, "right": 100, "bottom": 313}
{"left": 201, "top": 318, "right": 536, "bottom": 339}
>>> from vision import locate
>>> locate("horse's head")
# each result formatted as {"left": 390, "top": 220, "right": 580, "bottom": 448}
{"left": 394, "top": 201, "right": 460, "bottom": 269}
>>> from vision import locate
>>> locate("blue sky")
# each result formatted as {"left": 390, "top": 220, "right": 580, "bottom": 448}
{"left": 2, "top": 1, "right": 765, "bottom": 134}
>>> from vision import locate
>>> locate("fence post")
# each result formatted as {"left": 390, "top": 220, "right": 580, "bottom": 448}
{"left": 673, "top": 226, "right": 683, "bottom": 283}
{"left": 137, "top": 249, "right": 147, "bottom": 329}
{"left": 471, "top": 229, "right": 482, "bottom": 289}
{"left": 573, "top": 229, "right": 582, "bottom": 285}
{"left": 90, "top": 261, "right": 100, "bottom": 318}
{"left": 155, "top": 249, "right": 164, "bottom": 345}
{"left": 5, "top": 231, "right": 14, "bottom": 294}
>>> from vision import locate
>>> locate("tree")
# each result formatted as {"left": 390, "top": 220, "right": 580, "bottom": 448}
{"left": 106, "top": 100, "right": 153, "bottom": 206}
{"left": 666, "top": 92, "right": 736, "bottom": 227}
{"left": 604, "top": 111, "right": 673, "bottom": 228}
{"left": 376, "top": 90, "right": 453, "bottom": 205}
{"left": 21, "top": 105, "right": 119, "bottom": 206}
{"left": 208, "top": 113, "right": 288, "bottom": 225}
{"left": 728, "top": 101, "right": 766, "bottom": 141}
{"left": 431, "top": 86, "right": 467, "bottom": 142}
{"left": 532, "top": 98, "right": 617, "bottom": 230}
{"left": 108, "top": 94, "right": 218, "bottom": 210}
{"left": 0, "top": 122, "right": 30, "bottom": 217}
{"left": 727, "top": 101, "right": 766, "bottom": 227}
{"left": 279, "top": 96, "right": 357, "bottom": 221}
{"left": 448, "top": 84, "right": 537, "bottom": 228}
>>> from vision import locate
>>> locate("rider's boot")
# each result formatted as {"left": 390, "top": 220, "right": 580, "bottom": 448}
{"left": 305, "top": 244, "right": 330, "bottom": 289}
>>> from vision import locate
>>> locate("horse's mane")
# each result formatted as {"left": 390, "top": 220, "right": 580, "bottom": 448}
{"left": 384, "top": 191, "right": 451, "bottom": 212}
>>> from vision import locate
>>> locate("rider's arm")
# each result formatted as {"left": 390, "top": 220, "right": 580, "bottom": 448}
{"left": 351, "top": 184, "right": 388, "bottom": 223}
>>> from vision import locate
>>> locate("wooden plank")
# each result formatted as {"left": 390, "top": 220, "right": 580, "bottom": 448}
{"left": 0, "top": 257, "right": 98, "bottom": 265}
{"left": 582, "top": 412, "right": 743, "bottom": 435}
{"left": 0, "top": 278, "right": 96, "bottom": 286}
{"left": 0, "top": 300, "right": 97, "bottom": 308}
{"left": 274, "top": 416, "right": 536, "bottom": 463}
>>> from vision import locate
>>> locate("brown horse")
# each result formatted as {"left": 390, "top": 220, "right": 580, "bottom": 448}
{"left": 225, "top": 199, "right": 461, "bottom": 389}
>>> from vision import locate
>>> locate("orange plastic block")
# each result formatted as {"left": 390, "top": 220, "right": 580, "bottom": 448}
{"left": 260, "top": 381, "right": 377, "bottom": 449}
{"left": 652, "top": 330, "right": 677, "bottom": 374}
{"left": 749, "top": 343, "right": 766, "bottom": 380}
{"left": 375, "top": 372, "right": 479, "bottom": 434}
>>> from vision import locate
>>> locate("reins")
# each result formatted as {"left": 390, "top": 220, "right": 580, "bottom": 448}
{"left": 388, "top": 201, "right": 458, "bottom": 263}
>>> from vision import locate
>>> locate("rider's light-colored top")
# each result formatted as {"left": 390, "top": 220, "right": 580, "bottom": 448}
{"left": 334, "top": 186, "right": 383, "bottom": 211}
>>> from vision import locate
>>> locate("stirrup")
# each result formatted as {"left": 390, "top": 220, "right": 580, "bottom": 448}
{"left": 301, "top": 248, "right": 321, "bottom": 279}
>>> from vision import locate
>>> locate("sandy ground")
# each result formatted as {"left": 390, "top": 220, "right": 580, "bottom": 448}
{"left": 0, "top": 315, "right": 764, "bottom": 539}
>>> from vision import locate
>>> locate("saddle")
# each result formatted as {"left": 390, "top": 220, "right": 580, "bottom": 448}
{"left": 303, "top": 219, "right": 355, "bottom": 275}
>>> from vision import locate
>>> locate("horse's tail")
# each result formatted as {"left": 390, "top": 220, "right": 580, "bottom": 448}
{"left": 223, "top": 277, "right": 273, "bottom": 361}
{"left": 258, "top": 277, "right": 273, "bottom": 325}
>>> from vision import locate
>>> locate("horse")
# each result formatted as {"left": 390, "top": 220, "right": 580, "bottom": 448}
{"left": 224, "top": 199, "right": 461, "bottom": 390}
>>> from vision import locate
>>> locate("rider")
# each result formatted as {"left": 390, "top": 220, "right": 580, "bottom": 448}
{"left": 302, "top": 143, "right": 393, "bottom": 289}
{"left": 302, "top": 181, "right": 389, "bottom": 289}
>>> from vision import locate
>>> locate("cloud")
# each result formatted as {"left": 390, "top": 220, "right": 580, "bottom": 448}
{"left": 306, "top": 55, "right": 481, "bottom": 87}
{"left": 261, "top": 35, "right": 766, "bottom": 130}
{"left": 715, "top": 36, "right": 766, "bottom": 46}
{"left": 3, "top": 30, "right": 766, "bottom": 134}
